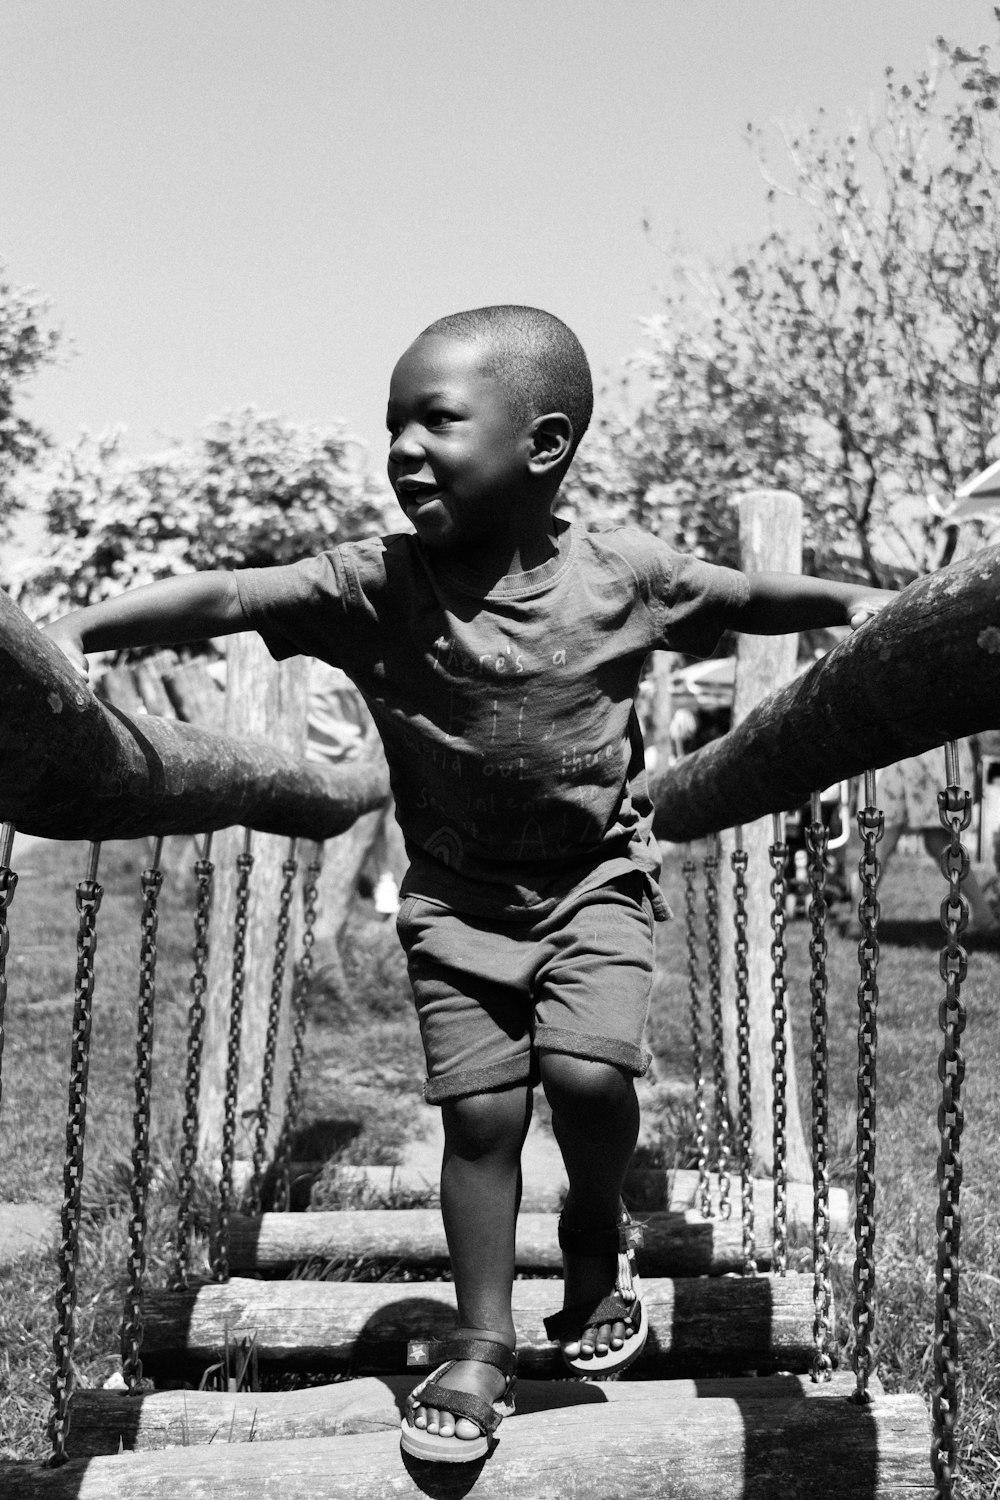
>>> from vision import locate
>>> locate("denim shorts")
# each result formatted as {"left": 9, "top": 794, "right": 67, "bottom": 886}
{"left": 395, "top": 874, "right": 655, "bottom": 1103}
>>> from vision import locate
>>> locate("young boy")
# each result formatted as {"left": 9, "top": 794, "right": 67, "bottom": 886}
{"left": 45, "top": 305, "right": 891, "bottom": 1463}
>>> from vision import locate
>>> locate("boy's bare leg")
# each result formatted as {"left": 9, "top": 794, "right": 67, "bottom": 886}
{"left": 409, "top": 1083, "right": 532, "bottom": 1441}
{"left": 541, "top": 1054, "right": 640, "bottom": 1357}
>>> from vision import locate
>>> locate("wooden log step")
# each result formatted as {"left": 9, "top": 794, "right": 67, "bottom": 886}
{"left": 67, "top": 1371, "right": 876, "bottom": 1455}
{"left": 321, "top": 1162, "right": 850, "bottom": 1233}
{"left": 140, "top": 1273, "right": 820, "bottom": 1379}
{"left": 228, "top": 1206, "right": 778, "bottom": 1276}
{"left": 0, "top": 1388, "right": 932, "bottom": 1497}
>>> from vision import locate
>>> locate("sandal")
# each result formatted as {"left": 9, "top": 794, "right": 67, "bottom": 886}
{"left": 543, "top": 1203, "right": 648, "bottom": 1378}
{"left": 400, "top": 1335, "right": 517, "bottom": 1464}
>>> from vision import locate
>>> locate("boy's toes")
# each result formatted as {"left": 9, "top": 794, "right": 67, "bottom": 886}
{"left": 565, "top": 1319, "right": 627, "bottom": 1359}
{"left": 408, "top": 1402, "right": 485, "bottom": 1442}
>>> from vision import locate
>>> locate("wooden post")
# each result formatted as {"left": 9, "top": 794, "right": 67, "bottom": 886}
{"left": 198, "top": 635, "right": 308, "bottom": 1166}
{"left": 720, "top": 491, "right": 811, "bottom": 1184}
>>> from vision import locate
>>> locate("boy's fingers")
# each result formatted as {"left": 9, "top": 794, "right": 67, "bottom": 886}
{"left": 848, "top": 601, "right": 887, "bottom": 630}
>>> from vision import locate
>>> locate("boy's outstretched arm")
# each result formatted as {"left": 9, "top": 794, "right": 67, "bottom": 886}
{"left": 729, "top": 572, "right": 895, "bottom": 634}
{"left": 43, "top": 571, "right": 247, "bottom": 677}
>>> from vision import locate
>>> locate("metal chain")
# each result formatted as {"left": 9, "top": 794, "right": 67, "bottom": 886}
{"left": 768, "top": 814, "right": 790, "bottom": 1277}
{"left": 0, "top": 823, "right": 18, "bottom": 1125}
{"left": 121, "top": 839, "right": 164, "bottom": 1393}
{"left": 805, "top": 794, "right": 833, "bottom": 1381}
{"left": 272, "top": 844, "right": 323, "bottom": 1213}
{"left": 704, "top": 836, "right": 732, "bottom": 1219}
{"left": 731, "top": 828, "right": 756, "bottom": 1276}
{"left": 49, "top": 842, "right": 102, "bottom": 1467}
{"left": 175, "top": 835, "right": 213, "bottom": 1289}
{"left": 853, "top": 769, "right": 883, "bottom": 1404}
{"left": 683, "top": 847, "right": 711, "bottom": 1218}
{"left": 932, "top": 742, "right": 970, "bottom": 1500}
{"left": 212, "top": 829, "right": 254, "bottom": 1283}
{"left": 247, "top": 839, "right": 299, "bottom": 1217}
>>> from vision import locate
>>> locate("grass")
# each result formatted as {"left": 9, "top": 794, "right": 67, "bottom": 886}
{"left": 1, "top": 835, "right": 1000, "bottom": 1494}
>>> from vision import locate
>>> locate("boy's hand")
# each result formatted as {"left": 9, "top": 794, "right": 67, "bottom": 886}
{"left": 847, "top": 597, "right": 890, "bottom": 631}
{"left": 43, "top": 620, "right": 90, "bottom": 679}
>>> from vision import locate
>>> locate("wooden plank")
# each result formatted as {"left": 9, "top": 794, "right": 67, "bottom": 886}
{"left": 138, "top": 1273, "right": 820, "bottom": 1378}
{"left": 652, "top": 540, "right": 1000, "bottom": 842}
{"left": 0, "top": 588, "right": 389, "bottom": 840}
{"left": 303, "top": 1163, "right": 850, "bottom": 1237}
{"left": 0, "top": 1390, "right": 932, "bottom": 1497}
{"left": 226, "top": 1207, "right": 779, "bottom": 1277}
{"left": 67, "top": 1371, "right": 877, "bottom": 1455}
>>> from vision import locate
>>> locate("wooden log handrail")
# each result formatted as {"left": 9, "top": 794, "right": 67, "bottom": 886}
{"left": 0, "top": 588, "right": 390, "bottom": 841}
{"left": 652, "top": 544, "right": 1000, "bottom": 844}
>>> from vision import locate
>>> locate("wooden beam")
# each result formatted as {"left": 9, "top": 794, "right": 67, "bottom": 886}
{"left": 652, "top": 541, "right": 1000, "bottom": 842}
{"left": 305, "top": 1163, "right": 850, "bottom": 1235}
{"left": 0, "top": 588, "right": 389, "bottom": 840}
{"left": 226, "top": 1206, "right": 786, "bottom": 1277}
{"left": 1, "top": 1387, "right": 932, "bottom": 1497}
{"left": 66, "top": 1371, "right": 876, "bottom": 1455}
{"left": 138, "top": 1273, "right": 819, "bottom": 1378}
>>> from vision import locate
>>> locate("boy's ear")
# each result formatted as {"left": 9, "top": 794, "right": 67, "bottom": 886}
{"left": 527, "top": 413, "right": 573, "bottom": 475}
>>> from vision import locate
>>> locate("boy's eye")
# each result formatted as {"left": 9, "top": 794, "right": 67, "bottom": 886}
{"left": 426, "top": 409, "right": 459, "bottom": 428}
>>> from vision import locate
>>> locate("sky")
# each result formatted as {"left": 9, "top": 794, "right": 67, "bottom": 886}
{"left": 0, "top": 0, "right": 991, "bottom": 516}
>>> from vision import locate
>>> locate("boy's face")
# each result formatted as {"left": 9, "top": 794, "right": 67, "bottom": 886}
{"left": 386, "top": 335, "right": 537, "bottom": 562}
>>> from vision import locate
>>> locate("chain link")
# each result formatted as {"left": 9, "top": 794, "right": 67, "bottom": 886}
{"left": 683, "top": 848, "right": 711, "bottom": 1218}
{"left": 805, "top": 794, "right": 833, "bottom": 1380}
{"left": 121, "top": 839, "right": 163, "bottom": 1393}
{"left": 247, "top": 840, "right": 299, "bottom": 1217}
{"left": 273, "top": 844, "right": 323, "bottom": 1212}
{"left": 853, "top": 769, "right": 883, "bottom": 1404}
{"left": 212, "top": 830, "right": 254, "bottom": 1282}
{"left": 704, "top": 836, "right": 731, "bottom": 1219}
{"left": 0, "top": 823, "right": 18, "bottom": 1127}
{"left": 932, "top": 743, "right": 970, "bottom": 1500}
{"left": 49, "top": 843, "right": 102, "bottom": 1466}
{"left": 175, "top": 836, "right": 213, "bottom": 1288}
{"left": 768, "top": 814, "right": 790, "bottom": 1277}
{"left": 731, "top": 829, "right": 756, "bottom": 1276}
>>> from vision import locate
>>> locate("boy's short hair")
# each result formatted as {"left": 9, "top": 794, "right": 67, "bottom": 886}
{"left": 420, "top": 305, "right": 593, "bottom": 457}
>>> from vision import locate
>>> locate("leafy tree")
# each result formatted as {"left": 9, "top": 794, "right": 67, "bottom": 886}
{"left": 0, "top": 265, "right": 62, "bottom": 543}
{"left": 18, "top": 408, "right": 390, "bottom": 618}
{"left": 564, "top": 22, "right": 1000, "bottom": 585}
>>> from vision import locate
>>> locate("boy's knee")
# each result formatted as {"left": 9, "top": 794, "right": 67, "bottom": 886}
{"left": 442, "top": 1087, "right": 528, "bottom": 1160}
{"left": 540, "top": 1052, "right": 633, "bottom": 1117}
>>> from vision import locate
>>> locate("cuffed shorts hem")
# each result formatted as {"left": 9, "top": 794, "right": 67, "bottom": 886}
{"left": 535, "top": 1024, "right": 651, "bottom": 1077}
{"left": 423, "top": 1053, "right": 541, "bottom": 1104}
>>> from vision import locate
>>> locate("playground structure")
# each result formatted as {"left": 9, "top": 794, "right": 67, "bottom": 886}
{"left": 0, "top": 514, "right": 997, "bottom": 1496}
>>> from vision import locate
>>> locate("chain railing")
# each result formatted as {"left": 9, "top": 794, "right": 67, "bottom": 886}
{"left": 0, "top": 822, "right": 17, "bottom": 1125}
{"left": 247, "top": 839, "right": 299, "bottom": 1217}
{"left": 768, "top": 813, "right": 790, "bottom": 1277}
{"left": 211, "top": 828, "right": 254, "bottom": 1283}
{"left": 853, "top": 769, "right": 883, "bottom": 1405}
{"left": 805, "top": 793, "right": 833, "bottom": 1381}
{"left": 48, "top": 841, "right": 102, "bottom": 1466}
{"left": 932, "top": 742, "right": 971, "bottom": 1500}
{"left": 174, "top": 834, "right": 214, "bottom": 1289}
{"left": 121, "top": 837, "right": 164, "bottom": 1393}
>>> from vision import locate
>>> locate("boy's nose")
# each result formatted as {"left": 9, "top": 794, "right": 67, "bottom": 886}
{"left": 388, "top": 424, "right": 424, "bottom": 465}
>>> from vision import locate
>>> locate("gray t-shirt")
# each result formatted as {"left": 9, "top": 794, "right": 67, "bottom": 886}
{"left": 235, "top": 522, "right": 748, "bottom": 918}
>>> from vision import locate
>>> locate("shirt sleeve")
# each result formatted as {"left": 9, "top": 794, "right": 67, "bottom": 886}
{"left": 652, "top": 551, "right": 750, "bottom": 657}
{"left": 234, "top": 551, "right": 352, "bottom": 664}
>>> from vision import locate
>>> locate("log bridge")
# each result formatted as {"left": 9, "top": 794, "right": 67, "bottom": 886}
{"left": 3, "top": 536, "right": 998, "bottom": 1496}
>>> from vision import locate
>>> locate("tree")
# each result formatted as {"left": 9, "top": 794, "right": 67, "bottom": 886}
{"left": 563, "top": 22, "right": 1000, "bottom": 586}
{"left": 18, "top": 408, "right": 390, "bottom": 618}
{"left": 0, "top": 264, "right": 62, "bottom": 546}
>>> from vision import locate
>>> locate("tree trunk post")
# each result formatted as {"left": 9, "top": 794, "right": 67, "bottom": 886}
{"left": 720, "top": 490, "right": 811, "bottom": 1184}
{"left": 198, "top": 635, "right": 309, "bottom": 1170}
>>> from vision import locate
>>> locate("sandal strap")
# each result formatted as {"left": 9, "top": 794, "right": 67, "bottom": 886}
{"left": 410, "top": 1375, "right": 509, "bottom": 1436}
{"left": 406, "top": 1336, "right": 517, "bottom": 1378}
{"left": 543, "top": 1292, "right": 641, "bottom": 1342}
